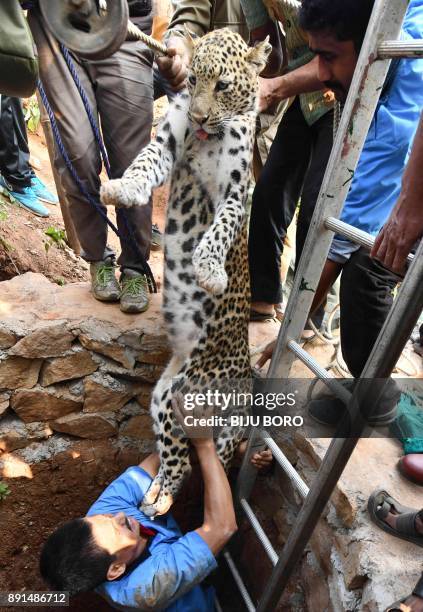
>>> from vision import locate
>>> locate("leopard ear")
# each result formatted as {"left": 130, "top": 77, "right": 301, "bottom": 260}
{"left": 246, "top": 36, "right": 272, "bottom": 74}
{"left": 181, "top": 25, "right": 199, "bottom": 63}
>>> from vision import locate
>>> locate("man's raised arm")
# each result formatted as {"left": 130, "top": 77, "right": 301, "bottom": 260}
{"left": 172, "top": 396, "right": 237, "bottom": 555}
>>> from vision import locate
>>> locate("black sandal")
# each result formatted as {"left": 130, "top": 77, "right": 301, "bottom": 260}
{"left": 250, "top": 308, "right": 277, "bottom": 322}
{"left": 367, "top": 489, "right": 423, "bottom": 547}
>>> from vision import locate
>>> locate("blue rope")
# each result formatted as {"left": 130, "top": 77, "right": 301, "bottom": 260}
{"left": 60, "top": 45, "right": 112, "bottom": 178}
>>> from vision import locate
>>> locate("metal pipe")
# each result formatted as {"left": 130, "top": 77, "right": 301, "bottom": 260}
{"left": 262, "top": 435, "right": 310, "bottom": 499}
{"left": 223, "top": 551, "right": 256, "bottom": 612}
{"left": 324, "top": 217, "right": 414, "bottom": 264}
{"left": 378, "top": 40, "right": 423, "bottom": 58}
{"left": 286, "top": 340, "right": 352, "bottom": 404}
{"left": 240, "top": 499, "right": 279, "bottom": 566}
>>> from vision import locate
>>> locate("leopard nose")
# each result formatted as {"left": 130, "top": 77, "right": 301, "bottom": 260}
{"left": 191, "top": 112, "right": 209, "bottom": 125}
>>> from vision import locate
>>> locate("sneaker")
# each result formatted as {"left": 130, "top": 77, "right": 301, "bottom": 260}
{"left": 90, "top": 256, "right": 121, "bottom": 302}
{"left": 30, "top": 176, "right": 59, "bottom": 205}
{"left": 0, "top": 175, "right": 49, "bottom": 217}
{"left": 120, "top": 269, "right": 149, "bottom": 314}
{"left": 151, "top": 223, "right": 163, "bottom": 251}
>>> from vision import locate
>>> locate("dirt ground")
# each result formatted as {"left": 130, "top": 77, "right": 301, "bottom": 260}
{"left": 0, "top": 104, "right": 169, "bottom": 286}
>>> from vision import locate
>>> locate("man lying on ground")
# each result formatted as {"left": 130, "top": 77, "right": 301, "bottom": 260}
{"left": 40, "top": 399, "right": 271, "bottom": 611}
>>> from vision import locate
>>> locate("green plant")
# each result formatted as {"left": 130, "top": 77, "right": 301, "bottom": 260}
{"left": 24, "top": 96, "right": 41, "bottom": 133}
{"left": 55, "top": 277, "right": 66, "bottom": 286}
{"left": 0, "top": 482, "right": 10, "bottom": 501}
{"left": 44, "top": 226, "right": 68, "bottom": 255}
{"left": 0, "top": 200, "right": 8, "bottom": 222}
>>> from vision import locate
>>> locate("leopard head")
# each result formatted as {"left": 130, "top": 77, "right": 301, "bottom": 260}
{"left": 183, "top": 28, "right": 271, "bottom": 136}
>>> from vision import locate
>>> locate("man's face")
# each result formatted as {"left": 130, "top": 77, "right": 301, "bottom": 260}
{"left": 86, "top": 512, "right": 148, "bottom": 579}
{"left": 308, "top": 31, "right": 359, "bottom": 102}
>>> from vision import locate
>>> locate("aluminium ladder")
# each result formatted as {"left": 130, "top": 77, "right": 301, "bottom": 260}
{"left": 225, "top": 1, "right": 423, "bottom": 610}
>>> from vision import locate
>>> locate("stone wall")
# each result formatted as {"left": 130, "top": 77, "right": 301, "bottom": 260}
{"left": 0, "top": 273, "right": 168, "bottom": 608}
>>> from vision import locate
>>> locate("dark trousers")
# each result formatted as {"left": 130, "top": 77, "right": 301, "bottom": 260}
{"left": 340, "top": 247, "right": 402, "bottom": 413}
{"left": 340, "top": 247, "right": 400, "bottom": 378}
{"left": 28, "top": 10, "right": 154, "bottom": 272}
{"left": 0, "top": 96, "right": 34, "bottom": 189}
{"left": 249, "top": 98, "right": 334, "bottom": 305}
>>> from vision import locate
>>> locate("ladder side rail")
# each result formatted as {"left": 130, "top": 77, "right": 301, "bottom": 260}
{"left": 257, "top": 240, "right": 423, "bottom": 612}
{"left": 268, "top": 0, "right": 408, "bottom": 381}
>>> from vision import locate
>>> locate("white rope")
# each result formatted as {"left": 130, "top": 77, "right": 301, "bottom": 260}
{"left": 126, "top": 20, "right": 169, "bottom": 55}
{"left": 281, "top": 0, "right": 302, "bottom": 11}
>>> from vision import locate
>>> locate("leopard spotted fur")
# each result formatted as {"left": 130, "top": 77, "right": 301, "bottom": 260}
{"left": 101, "top": 28, "right": 271, "bottom": 517}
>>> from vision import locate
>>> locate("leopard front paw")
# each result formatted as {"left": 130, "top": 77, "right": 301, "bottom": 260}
{"left": 100, "top": 178, "right": 150, "bottom": 209}
{"left": 193, "top": 257, "right": 228, "bottom": 295}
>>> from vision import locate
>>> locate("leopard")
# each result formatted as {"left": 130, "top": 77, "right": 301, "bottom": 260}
{"left": 101, "top": 28, "right": 271, "bottom": 517}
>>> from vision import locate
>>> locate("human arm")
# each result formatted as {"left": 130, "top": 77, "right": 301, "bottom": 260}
{"left": 258, "top": 56, "right": 323, "bottom": 111}
{"left": 371, "top": 115, "right": 423, "bottom": 274}
{"left": 193, "top": 440, "right": 237, "bottom": 554}
{"left": 172, "top": 396, "right": 237, "bottom": 556}
{"left": 138, "top": 453, "right": 160, "bottom": 479}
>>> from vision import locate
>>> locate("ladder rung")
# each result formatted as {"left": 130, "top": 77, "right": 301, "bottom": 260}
{"left": 223, "top": 551, "right": 256, "bottom": 612}
{"left": 378, "top": 40, "right": 423, "bottom": 58}
{"left": 262, "top": 435, "right": 310, "bottom": 499}
{"left": 286, "top": 340, "right": 352, "bottom": 404}
{"left": 240, "top": 498, "right": 279, "bottom": 566}
{"left": 324, "top": 217, "right": 414, "bottom": 264}
{"left": 215, "top": 596, "right": 224, "bottom": 612}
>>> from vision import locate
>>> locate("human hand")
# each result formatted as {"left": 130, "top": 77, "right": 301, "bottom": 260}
{"left": 258, "top": 76, "right": 287, "bottom": 113}
{"left": 156, "top": 37, "right": 189, "bottom": 92}
{"left": 254, "top": 339, "right": 276, "bottom": 370}
{"left": 371, "top": 202, "right": 421, "bottom": 275}
{"left": 172, "top": 392, "right": 215, "bottom": 447}
{"left": 237, "top": 440, "right": 273, "bottom": 471}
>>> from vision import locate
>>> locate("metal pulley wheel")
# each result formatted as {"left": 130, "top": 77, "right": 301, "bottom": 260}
{"left": 39, "top": 0, "right": 129, "bottom": 60}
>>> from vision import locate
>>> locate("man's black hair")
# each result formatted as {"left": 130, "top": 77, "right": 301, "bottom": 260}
{"left": 299, "top": 0, "right": 376, "bottom": 52}
{"left": 39, "top": 519, "right": 115, "bottom": 597}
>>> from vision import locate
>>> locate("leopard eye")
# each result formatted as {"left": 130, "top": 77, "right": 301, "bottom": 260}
{"left": 188, "top": 74, "right": 197, "bottom": 86}
{"left": 216, "top": 80, "right": 230, "bottom": 92}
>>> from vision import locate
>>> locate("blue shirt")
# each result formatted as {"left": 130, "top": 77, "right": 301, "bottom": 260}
{"left": 330, "top": 0, "right": 423, "bottom": 261}
{"left": 87, "top": 467, "right": 217, "bottom": 611}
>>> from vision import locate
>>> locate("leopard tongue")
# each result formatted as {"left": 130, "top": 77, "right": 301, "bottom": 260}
{"left": 196, "top": 129, "right": 209, "bottom": 141}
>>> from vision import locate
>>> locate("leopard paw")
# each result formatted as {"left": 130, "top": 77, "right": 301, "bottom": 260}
{"left": 100, "top": 178, "right": 150, "bottom": 209}
{"left": 140, "top": 490, "right": 174, "bottom": 518}
{"left": 193, "top": 253, "right": 228, "bottom": 295}
{"left": 140, "top": 474, "right": 163, "bottom": 508}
